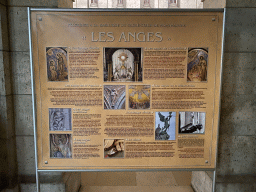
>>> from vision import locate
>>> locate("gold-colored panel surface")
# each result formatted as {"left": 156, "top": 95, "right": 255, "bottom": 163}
{"left": 30, "top": 11, "right": 224, "bottom": 170}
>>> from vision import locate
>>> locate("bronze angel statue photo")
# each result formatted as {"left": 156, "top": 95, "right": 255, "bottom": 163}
{"left": 155, "top": 112, "right": 176, "bottom": 140}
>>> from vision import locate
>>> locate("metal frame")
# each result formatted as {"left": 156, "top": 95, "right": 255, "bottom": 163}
{"left": 28, "top": 7, "right": 226, "bottom": 192}
{"left": 212, "top": 7, "right": 226, "bottom": 192}
{"left": 28, "top": 7, "right": 40, "bottom": 192}
{"left": 30, "top": 7, "right": 224, "bottom": 12}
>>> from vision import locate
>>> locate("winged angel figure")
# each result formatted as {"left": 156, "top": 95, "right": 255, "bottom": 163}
{"left": 155, "top": 112, "right": 173, "bottom": 140}
{"left": 104, "top": 86, "right": 125, "bottom": 109}
{"left": 158, "top": 112, "right": 172, "bottom": 132}
{"left": 129, "top": 85, "right": 150, "bottom": 109}
{"left": 51, "top": 134, "right": 72, "bottom": 158}
{"left": 129, "top": 88, "right": 150, "bottom": 100}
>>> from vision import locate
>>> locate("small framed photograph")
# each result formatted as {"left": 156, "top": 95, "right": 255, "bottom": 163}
{"left": 129, "top": 85, "right": 150, "bottom": 109}
{"left": 187, "top": 48, "right": 208, "bottom": 82}
{"left": 104, "top": 139, "right": 124, "bottom": 159}
{"left": 104, "top": 85, "right": 126, "bottom": 109}
{"left": 50, "top": 134, "right": 72, "bottom": 158}
{"left": 179, "top": 112, "right": 206, "bottom": 134}
{"left": 46, "top": 47, "right": 68, "bottom": 81}
{"left": 49, "top": 108, "right": 72, "bottom": 131}
{"left": 104, "top": 48, "right": 142, "bottom": 82}
{"left": 155, "top": 112, "right": 176, "bottom": 140}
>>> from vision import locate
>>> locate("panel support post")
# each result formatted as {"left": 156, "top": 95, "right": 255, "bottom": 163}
{"left": 212, "top": 170, "right": 216, "bottom": 192}
{"left": 28, "top": 6, "right": 40, "bottom": 192}
{"left": 36, "top": 170, "right": 40, "bottom": 192}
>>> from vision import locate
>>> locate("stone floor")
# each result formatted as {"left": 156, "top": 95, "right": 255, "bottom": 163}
{"left": 79, "top": 186, "right": 194, "bottom": 192}
{"left": 79, "top": 171, "right": 194, "bottom": 192}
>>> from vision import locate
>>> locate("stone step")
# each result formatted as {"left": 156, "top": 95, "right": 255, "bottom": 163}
{"left": 79, "top": 186, "right": 194, "bottom": 192}
{"left": 20, "top": 183, "right": 65, "bottom": 192}
{"left": 19, "top": 172, "right": 81, "bottom": 192}
{"left": 81, "top": 171, "right": 192, "bottom": 187}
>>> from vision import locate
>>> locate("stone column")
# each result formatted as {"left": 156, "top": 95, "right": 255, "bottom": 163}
{"left": 196, "top": 0, "right": 203, "bottom": 8}
{"left": 168, "top": 0, "right": 178, "bottom": 8}
{"left": 73, "top": 0, "right": 89, "bottom": 8}
{"left": 90, "top": 0, "right": 98, "bottom": 7}
{"left": 117, "top": 0, "right": 125, "bottom": 8}
{"left": 126, "top": 0, "right": 140, "bottom": 8}
{"left": 179, "top": 0, "right": 196, "bottom": 8}
{"left": 142, "top": 0, "right": 151, "bottom": 8}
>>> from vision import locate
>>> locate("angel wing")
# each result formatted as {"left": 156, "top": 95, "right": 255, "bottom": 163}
{"left": 62, "top": 52, "right": 67, "bottom": 68}
{"left": 50, "top": 111, "right": 55, "bottom": 129}
{"left": 116, "top": 85, "right": 125, "bottom": 94}
{"left": 104, "top": 87, "right": 112, "bottom": 96}
{"left": 138, "top": 92, "right": 142, "bottom": 100}
{"left": 65, "top": 134, "right": 69, "bottom": 145}
{"left": 158, "top": 112, "right": 165, "bottom": 122}
{"left": 130, "top": 90, "right": 137, "bottom": 97}
{"left": 141, "top": 89, "right": 150, "bottom": 97}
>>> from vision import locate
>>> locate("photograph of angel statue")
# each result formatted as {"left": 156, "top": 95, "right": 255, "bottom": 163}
{"left": 155, "top": 112, "right": 176, "bottom": 140}
{"left": 104, "top": 85, "right": 126, "bottom": 109}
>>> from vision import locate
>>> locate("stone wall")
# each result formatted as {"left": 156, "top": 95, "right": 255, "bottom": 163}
{"left": 0, "top": 0, "right": 77, "bottom": 191}
{"left": 192, "top": 0, "right": 256, "bottom": 191}
{"left": 1, "top": 0, "right": 255, "bottom": 191}
{"left": 0, "top": 0, "right": 18, "bottom": 190}
{"left": 216, "top": 0, "right": 256, "bottom": 191}
{"left": 203, "top": 0, "right": 226, "bottom": 8}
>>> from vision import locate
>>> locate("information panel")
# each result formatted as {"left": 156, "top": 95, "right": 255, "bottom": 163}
{"left": 30, "top": 10, "right": 224, "bottom": 170}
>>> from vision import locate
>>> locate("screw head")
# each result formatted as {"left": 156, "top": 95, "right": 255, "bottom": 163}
{"left": 45, "top": 161, "right": 48, "bottom": 164}
{"left": 212, "top": 18, "right": 216, "bottom": 21}
{"left": 205, "top": 160, "right": 208, "bottom": 163}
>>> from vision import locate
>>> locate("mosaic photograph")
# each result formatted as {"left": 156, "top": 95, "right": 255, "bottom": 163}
{"left": 187, "top": 48, "right": 208, "bottom": 82}
{"left": 129, "top": 85, "right": 150, "bottom": 109}
{"left": 46, "top": 47, "right": 68, "bottom": 81}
